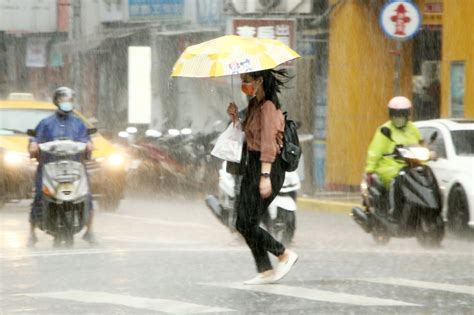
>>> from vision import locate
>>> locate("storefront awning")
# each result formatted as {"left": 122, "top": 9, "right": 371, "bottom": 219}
{"left": 52, "top": 30, "right": 135, "bottom": 54}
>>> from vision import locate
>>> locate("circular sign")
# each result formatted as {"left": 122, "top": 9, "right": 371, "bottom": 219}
{"left": 379, "top": 0, "right": 421, "bottom": 41}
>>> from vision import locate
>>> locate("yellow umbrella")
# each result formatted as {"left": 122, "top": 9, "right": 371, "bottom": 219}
{"left": 171, "top": 35, "right": 300, "bottom": 78}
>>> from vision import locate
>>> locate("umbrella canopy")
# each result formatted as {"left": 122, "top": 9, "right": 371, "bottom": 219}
{"left": 171, "top": 35, "right": 300, "bottom": 78}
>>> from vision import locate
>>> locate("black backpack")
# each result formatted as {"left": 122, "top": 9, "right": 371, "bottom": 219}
{"left": 280, "top": 112, "right": 301, "bottom": 172}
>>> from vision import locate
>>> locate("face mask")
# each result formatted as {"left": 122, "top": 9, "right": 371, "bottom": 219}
{"left": 58, "top": 102, "right": 74, "bottom": 113}
{"left": 241, "top": 82, "right": 256, "bottom": 97}
{"left": 241, "top": 80, "right": 261, "bottom": 98}
{"left": 392, "top": 117, "right": 407, "bottom": 128}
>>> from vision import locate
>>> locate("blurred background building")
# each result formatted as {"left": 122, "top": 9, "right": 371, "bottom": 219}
{"left": 0, "top": 0, "right": 472, "bottom": 193}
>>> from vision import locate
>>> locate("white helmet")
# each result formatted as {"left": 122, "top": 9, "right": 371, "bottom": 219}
{"left": 388, "top": 96, "right": 412, "bottom": 110}
{"left": 388, "top": 96, "right": 412, "bottom": 128}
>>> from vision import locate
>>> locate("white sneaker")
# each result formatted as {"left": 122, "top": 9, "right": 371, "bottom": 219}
{"left": 273, "top": 251, "right": 298, "bottom": 282}
{"left": 243, "top": 274, "right": 275, "bottom": 285}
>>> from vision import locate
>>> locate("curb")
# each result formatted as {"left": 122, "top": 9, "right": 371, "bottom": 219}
{"left": 297, "top": 197, "right": 360, "bottom": 214}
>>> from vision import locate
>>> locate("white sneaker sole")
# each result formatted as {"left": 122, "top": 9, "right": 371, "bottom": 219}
{"left": 273, "top": 252, "right": 298, "bottom": 282}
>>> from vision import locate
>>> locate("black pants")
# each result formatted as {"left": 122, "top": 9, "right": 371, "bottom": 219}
{"left": 235, "top": 150, "right": 286, "bottom": 273}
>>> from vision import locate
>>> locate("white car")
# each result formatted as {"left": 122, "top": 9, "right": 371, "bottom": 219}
{"left": 414, "top": 119, "right": 474, "bottom": 233}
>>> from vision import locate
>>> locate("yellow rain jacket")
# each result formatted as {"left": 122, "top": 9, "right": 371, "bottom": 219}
{"left": 365, "top": 120, "right": 422, "bottom": 187}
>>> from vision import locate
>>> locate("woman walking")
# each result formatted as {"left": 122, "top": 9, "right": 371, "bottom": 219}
{"left": 227, "top": 69, "right": 298, "bottom": 285}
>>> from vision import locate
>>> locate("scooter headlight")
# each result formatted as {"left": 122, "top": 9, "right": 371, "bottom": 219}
{"left": 409, "top": 147, "right": 430, "bottom": 161}
{"left": 3, "top": 151, "right": 29, "bottom": 166}
{"left": 107, "top": 153, "right": 125, "bottom": 166}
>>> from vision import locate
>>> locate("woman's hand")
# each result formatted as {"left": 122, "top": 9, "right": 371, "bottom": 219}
{"left": 259, "top": 177, "right": 272, "bottom": 199}
{"left": 227, "top": 102, "right": 239, "bottom": 126}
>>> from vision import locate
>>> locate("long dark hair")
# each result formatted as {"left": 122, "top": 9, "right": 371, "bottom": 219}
{"left": 248, "top": 68, "right": 292, "bottom": 109}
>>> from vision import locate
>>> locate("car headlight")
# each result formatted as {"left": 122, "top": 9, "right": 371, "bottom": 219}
{"left": 107, "top": 153, "right": 125, "bottom": 167}
{"left": 3, "top": 151, "right": 30, "bottom": 166}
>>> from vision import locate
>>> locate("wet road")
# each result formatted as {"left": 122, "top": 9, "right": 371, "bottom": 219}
{"left": 0, "top": 197, "right": 473, "bottom": 314}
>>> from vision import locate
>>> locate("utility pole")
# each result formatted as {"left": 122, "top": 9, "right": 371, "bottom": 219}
{"left": 69, "top": 0, "right": 82, "bottom": 110}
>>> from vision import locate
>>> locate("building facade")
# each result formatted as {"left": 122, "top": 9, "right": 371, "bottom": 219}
{"left": 324, "top": 0, "right": 473, "bottom": 189}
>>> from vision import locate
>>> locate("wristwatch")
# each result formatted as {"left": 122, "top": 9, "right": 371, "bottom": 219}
{"left": 260, "top": 172, "right": 271, "bottom": 178}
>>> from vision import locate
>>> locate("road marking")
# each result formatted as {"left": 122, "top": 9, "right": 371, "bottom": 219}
{"left": 19, "top": 291, "right": 235, "bottom": 314}
{"left": 205, "top": 283, "right": 419, "bottom": 306}
{"left": 100, "top": 213, "right": 212, "bottom": 229}
{"left": 0, "top": 247, "right": 248, "bottom": 259}
{"left": 101, "top": 236, "right": 202, "bottom": 245}
{"left": 356, "top": 278, "right": 474, "bottom": 295}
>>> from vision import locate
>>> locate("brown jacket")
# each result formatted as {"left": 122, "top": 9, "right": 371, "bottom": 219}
{"left": 243, "top": 98, "right": 285, "bottom": 163}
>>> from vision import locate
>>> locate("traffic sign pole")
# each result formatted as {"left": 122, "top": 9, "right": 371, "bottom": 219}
{"left": 379, "top": 0, "right": 421, "bottom": 97}
{"left": 394, "top": 41, "right": 402, "bottom": 96}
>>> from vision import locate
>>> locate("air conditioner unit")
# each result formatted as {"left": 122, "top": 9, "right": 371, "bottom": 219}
{"left": 232, "top": 0, "right": 312, "bottom": 14}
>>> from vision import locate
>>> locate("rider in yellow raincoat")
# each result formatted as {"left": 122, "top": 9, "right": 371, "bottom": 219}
{"left": 365, "top": 96, "right": 423, "bottom": 220}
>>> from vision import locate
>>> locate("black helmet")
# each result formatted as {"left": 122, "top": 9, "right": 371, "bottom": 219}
{"left": 53, "top": 86, "right": 75, "bottom": 105}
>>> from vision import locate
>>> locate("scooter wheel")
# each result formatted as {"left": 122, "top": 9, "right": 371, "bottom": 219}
{"left": 371, "top": 224, "right": 390, "bottom": 245}
{"left": 53, "top": 236, "right": 62, "bottom": 248}
{"left": 64, "top": 238, "right": 74, "bottom": 248}
{"left": 416, "top": 216, "right": 444, "bottom": 248}
{"left": 372, "top": 233, "right": 390, "bottom": 245}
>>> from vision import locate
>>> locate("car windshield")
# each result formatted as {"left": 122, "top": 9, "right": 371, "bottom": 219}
{"left": 451, "top": 130, "right": 474, "bottom": 156}
{"left": 0, "top": 109, "right": 57, "bottom": 135}
{"left": 0, "top": 109, "right": 92, "bottom": 136}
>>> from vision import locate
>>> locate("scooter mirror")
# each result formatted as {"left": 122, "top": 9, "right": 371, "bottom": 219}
{"left": 168, "top": 129, "right": 180, "bottom": 136}
{"left": 181, "top": 128, "right": 192, "bottom": 135}
{"left": 145, "top": 129, "right": 162, "bottom": 138}
{"left": 118, "top": 131, "right": 129, "bottom": 138}
{"left": 429, "top": 131, "right": 438, "bottom": 144}
{"left": 126, "top": 127, "right": 138, "bottom": 134}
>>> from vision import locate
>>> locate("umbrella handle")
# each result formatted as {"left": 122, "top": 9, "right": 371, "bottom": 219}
{"left": 231, "top": 75, "right": 234, "bottom": 103}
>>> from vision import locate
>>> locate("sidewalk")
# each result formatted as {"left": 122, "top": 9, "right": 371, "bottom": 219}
{"left": 296, "top": 191, "right": 361, "bottom": 214}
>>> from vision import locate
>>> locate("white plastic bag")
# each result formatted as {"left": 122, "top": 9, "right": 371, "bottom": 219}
{"left": 211, "top": 122, "right": 245, "bottom": 162}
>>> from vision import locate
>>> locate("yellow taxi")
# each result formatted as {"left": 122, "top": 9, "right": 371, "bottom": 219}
{"left": 0, "top": 94, "right": 126, "bottom": 210}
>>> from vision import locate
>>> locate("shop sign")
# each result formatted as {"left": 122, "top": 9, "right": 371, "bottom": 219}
{"left": 25, "top": 38, "right": 48, "bottom": 68}
{"left": 232, "top": 19, "right": 296, "bottom": 49}
{"left": 196, "top": 0, "right": 223, "bottom": 25}
{"left": 379, "top": 0, "right": 421, "bottom": 41}
{"left": 0, "top": 0, "right": 56, "bottom": 32}
{"left": 422, "top": 1, "right": 442, "bottom": 27}
{"left": 99, "top": 0, "right": 125, "bottom": 22}
{"left": 128, "top": 0, "right": 184, "bottom": 20}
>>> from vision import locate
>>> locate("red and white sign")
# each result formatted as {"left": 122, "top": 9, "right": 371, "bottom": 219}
{"left": 232, "top": 19, "right": 296, "bottom": 49}
{"left": 379, "top": 1, "right": 421, "bottom": 41}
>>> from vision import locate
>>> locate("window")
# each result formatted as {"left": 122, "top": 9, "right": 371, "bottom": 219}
{"left": 0, "top": 109, "right": 90, "bottom": 135}
{"left": 450, "top": 61, "right": 465, "bottom": 118}
{"left": 451, "top": 130, "right": 474, "bottom": 156}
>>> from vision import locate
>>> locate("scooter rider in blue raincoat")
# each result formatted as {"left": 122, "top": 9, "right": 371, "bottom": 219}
{"left": 27, "top": 87, "right": 96, "bottom": 246}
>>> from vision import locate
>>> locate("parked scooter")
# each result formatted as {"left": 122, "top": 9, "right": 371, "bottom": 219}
{"left": 124, "top": 127, "right": 220, "bottom": 195}
{"left": 206, "top": 161, "right": 301, "bottom": 245}
{"left": 352, "top": 127, "right": 445, "bottom": 248}
{"left": 28, "top": 129, "right": 94, "bottom": 247}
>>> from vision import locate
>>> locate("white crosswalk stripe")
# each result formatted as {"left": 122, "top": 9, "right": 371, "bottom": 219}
{"left": 204, "top": 282, "right": 420, "bottom": 306}
{"left": 15, "top": 278, "right": 474, "bottom": 312}
{"left": 355, "top": 278, "right": 474, "bottom": 295}
{"left": 19, "top": 291, "right": 235, "bottom": 314}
